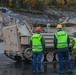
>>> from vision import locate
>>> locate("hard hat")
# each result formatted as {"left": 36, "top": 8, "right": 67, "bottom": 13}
{"left": 35, "top": 26, "right": 41, "bottom": 32}
{"left": 56, "top": 24, "right": 62, "bottom": 28}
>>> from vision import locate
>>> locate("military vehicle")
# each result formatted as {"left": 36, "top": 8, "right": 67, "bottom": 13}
{"left": 2, "top": 17, "right": 76, "bottom": 63}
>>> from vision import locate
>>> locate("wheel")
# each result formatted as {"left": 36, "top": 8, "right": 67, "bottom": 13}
{"left": 24, "top": 48, "right": 32, "bottom": 58}
{"left": 46, "top": 52, "right": 54, "bottom": 62}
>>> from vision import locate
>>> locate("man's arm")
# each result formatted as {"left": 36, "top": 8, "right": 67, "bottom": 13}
{"left": 41, "top": 36, "right": 45, "bottom": 51}
{"left": 53, "top": 34, "right": 57, "bottom": 49}
{"left": 72, "top": 39, "right": 74, "bottom": 49}
{"left": 67, "top": 35, "right": 70, "bottom": 47}
{"left": 30, "top": 40, "right": 32, "bottom": 48}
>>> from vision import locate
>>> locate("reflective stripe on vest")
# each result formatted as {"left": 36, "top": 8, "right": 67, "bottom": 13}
{"left": 55, "top": 31, "right": 68, "bottom": 48}
{"left": 31, "top": 33, "right": 43, "bottom": 52}
{"left": 73, "top": 37, "right": 76, "bottom": 49}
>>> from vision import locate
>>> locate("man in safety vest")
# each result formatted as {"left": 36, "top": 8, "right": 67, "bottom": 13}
{"left": 30, "top": 26, "right": 45, "bottom": 74}
{"left": 54, "top": 24, "right": 71, "bottom": 75}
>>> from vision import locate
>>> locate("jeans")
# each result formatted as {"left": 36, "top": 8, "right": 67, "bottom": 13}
{"left": 57, "top": 50, "right": 71, "bottom": 73}
{"left": 32, "top": 52, "right": 43, "bottom": 72}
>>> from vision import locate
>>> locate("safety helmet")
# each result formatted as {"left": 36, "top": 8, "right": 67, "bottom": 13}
{"left": 35, "top": 26, "right": 41, "bottom": 32}
{"left": 56, "top": 24, "right": 62, "bottom": 28}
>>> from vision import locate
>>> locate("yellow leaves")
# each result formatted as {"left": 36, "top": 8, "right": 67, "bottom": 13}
{"left": 9, "top": 0, "right": 13, "bottom": 6}
{"left": 56, "top": 0, "right": 65, "bottom": 5}
{"left": 23, "top": 0, "right": 38, "bottom": 5}
{"left": 66, "top": 0, "right": 76, "bottom": 5}
{"left": 24, "top": 0, "right": 43, "bottom": 7}
{"left": 31, "top": 0, "right": 38, "bottom": 6}
{"left": 24, "top": 0, "right": 50, "bottom": 5}
{"left": 8, "top": 0, "right": 76, "bottom": 10}
{"left": 23, "top": 0, "right": 31, "bottom": 3}
{"left": 43, "top": 0, "right": 50, "bottom": 4}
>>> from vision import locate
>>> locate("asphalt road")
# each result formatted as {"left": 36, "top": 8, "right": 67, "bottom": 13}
{"left": 0, "top": 42, "right": 74, "bottom": 75}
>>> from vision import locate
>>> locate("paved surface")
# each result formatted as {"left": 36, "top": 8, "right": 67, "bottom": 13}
{"left": 0, "top": 54, "right": 71, "bottom": 75}
{"left": 0, "top": 55, "right": 74, "bottom": 75}
{"left": 0, "top": 43, "right": 74, "bottom": 75}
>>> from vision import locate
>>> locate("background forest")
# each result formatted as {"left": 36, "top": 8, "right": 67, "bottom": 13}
{"left": 0, "top": 0, "right": 76, "bottom": 11}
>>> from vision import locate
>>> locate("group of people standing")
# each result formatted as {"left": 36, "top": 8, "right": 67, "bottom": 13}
{"left": 30, "top": 24, "right": 76, "bottom": 75}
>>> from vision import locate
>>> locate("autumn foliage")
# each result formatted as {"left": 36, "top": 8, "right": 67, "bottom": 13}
{"left": 0, "top": 0, "right": 76, "bottom": 11}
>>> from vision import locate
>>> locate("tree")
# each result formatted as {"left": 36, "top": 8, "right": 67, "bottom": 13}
{"left": 9, "top": 0, "right": 13, "bottom": 6}
{"left": 31, "top": 0, "right": 44, "bottom": 10}
{"left": 23, "top": 0, "right": 46, "bottom": 11}
{"left": 56, "top": 0, "right": 65, "bottom": 5}
{"left": 66, "top": 0, "right": 76, "bottom": 5}
{"left": 20, "top": 0, "right": 24, "bottom": 7}
{"left": 24, "top": 0, "right": 32, "bottom": 10}
{"left": 12, "top": 0, "right": 16, "bottom": 7}
{"left": 64, "top": 0, "right": 67, "bottom": 4}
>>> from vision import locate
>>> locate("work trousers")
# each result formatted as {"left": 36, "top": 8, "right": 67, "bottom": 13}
{"left": 32, "top": 52, "right": 43, "bottom": 72}
{"left": 57, "top": 51, "right": 71, "bottom": 73}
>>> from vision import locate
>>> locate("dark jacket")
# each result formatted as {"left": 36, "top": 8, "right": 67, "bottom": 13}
{"left": 54, "top": 29, "right": 70, "bottom": 51}
{"left": 30, "top": 33, "right": 45, "bottom": 52}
